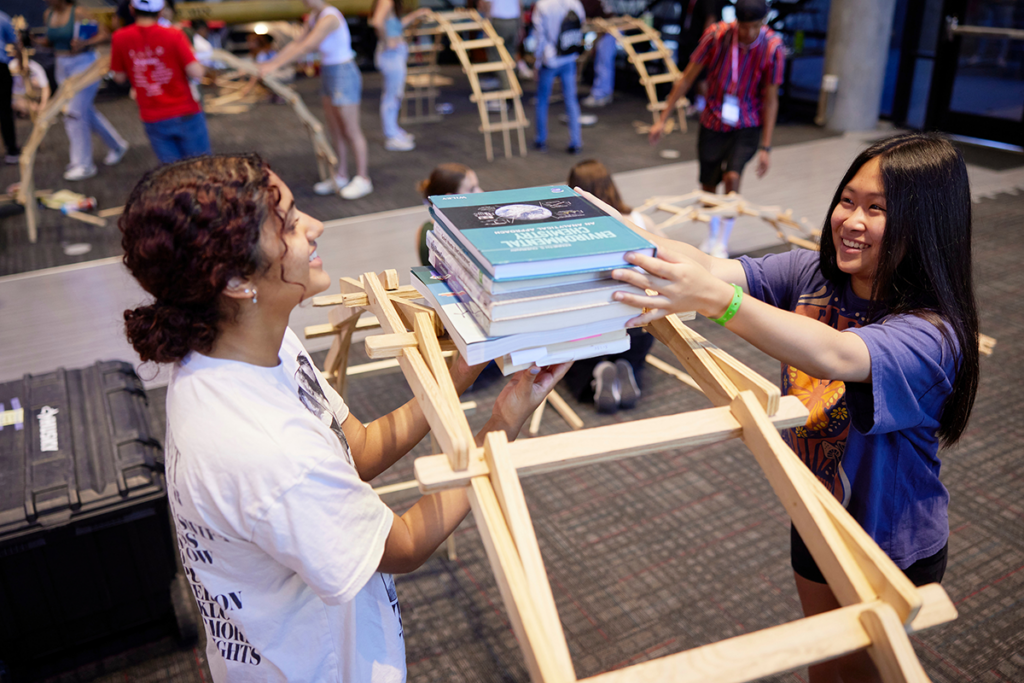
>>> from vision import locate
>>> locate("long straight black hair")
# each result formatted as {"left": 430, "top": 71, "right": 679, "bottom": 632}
{"left": 819, "top": 132, "right": 979, "bottom": 447}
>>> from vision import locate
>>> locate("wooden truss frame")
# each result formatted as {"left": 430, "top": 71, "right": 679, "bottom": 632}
{"left": 13, "top": 50, "right": 335, "bottom": 244}
{"left": 401, "top": 9, "right": 529, "bottom": 161}
{"left": 587, "top": 16, "right": 687, "bottom": 134}
{"left": 303, "top": 271, "right": 584, "bottom": 432}
{"left": 334, "top": 268, "right": 957, "bottom": 682}
{"left": 636, "top": 189, "right": 821, "bottom": 251}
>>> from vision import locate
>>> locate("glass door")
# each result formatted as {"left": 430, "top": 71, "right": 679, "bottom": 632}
{"left": 928, "top": 0, "right": 1024, "bottom": 147}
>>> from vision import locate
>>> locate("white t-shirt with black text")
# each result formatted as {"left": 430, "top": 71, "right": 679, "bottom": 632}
{"left": 164, "top": 327, "right": 404, "bottom": 682}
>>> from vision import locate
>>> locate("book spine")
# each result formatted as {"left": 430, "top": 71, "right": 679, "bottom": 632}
{"left": 427, "top": 239, "right": 495, "bottom": 313}
{"left": 428, "top": 207, "right": 497, "bottom": 277}
{"left": 426, "top": 258, "right": 496, "bottom": 334}
{"left": 427, "top": 222, "right": 496, "bottom": 292}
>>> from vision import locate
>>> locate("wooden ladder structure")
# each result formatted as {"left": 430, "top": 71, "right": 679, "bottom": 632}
{"left": 427, "top": 8, "right": 530, "bottom": 161}
{"left": 339, "top": 266, "right": 958, "bottom": 683}
{"left": 401, "top": 14, "right": 449, "bottom": 124}
{"left": 589, "top": 16, "right": 687, "bottom": 134}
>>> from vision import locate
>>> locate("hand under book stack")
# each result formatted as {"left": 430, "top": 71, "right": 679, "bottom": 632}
{"left": 410, "top": 185, "right": 657, "bottom": 375}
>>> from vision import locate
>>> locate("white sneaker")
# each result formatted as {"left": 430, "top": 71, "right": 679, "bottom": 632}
{"left": 313, "top": 176, "right": 348, "bottom": 195}
{"left": 384, "top": 136, "right": 415, "bottom": 151}
{"left": 64, "top": 165, "right": 97, "bottom": 181}
{"left": 104, "top": 144, "right": 128, "bottom": 166}
{"left": 698, "top": 236, "right": 713, "bottom": 254}
{"left": 340, "top": 175, "right": 373, "bottom": 200}
{"left": 582, "top": 94, "right": 612, "bottom": 107}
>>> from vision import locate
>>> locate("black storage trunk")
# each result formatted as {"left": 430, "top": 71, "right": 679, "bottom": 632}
{"left": 0, "top": 361, "right": 177, "bottom": 680}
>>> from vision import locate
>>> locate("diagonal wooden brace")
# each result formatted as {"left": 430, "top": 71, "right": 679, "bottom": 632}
{"left": 483, "top": 432, "right": 576, "bottom": 680}
{"left": 648, "top": 316, "right": 739, "bottom": 407}
{"left": 469, "top": 477, "right": 577, "bottom": 682}
{"left": 730, "top": 391, "right": 876, "bottom": 607}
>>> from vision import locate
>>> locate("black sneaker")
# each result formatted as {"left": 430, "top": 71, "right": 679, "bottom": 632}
{"left": 533, "top": 141, "right": 548, "bottom": 153}
{"left": 592, "top": 360, "right": 620, "bottom": 414}
{"left": 566, "top": 145, "right": 582, "bottom": 155}
{"left": 615, "top": 359, "right": 641, "bottom": 409}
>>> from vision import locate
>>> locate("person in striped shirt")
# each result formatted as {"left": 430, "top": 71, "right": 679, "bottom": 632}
{"left": 649, "top": 0, "right": 785, "bottom": 258}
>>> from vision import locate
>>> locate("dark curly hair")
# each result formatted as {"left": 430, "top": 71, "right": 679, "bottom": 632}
{"left": 120, "top": 154, "right": 281, "bottom": 364}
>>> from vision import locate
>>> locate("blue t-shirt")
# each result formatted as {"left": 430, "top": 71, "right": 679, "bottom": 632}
{"left": 740, "top": 249, "right": 955, "bottom": 568}
{"left": 0, "top": 11, "right": 17, "bottom": 65}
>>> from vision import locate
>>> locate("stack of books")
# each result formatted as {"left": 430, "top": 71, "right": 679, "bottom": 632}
{"left": 411, "top": 185, "right": 657, "bottom": 375}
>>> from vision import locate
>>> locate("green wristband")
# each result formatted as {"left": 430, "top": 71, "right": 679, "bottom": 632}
{"left": 711, "top": 283, "right": 743, "bottom": 326}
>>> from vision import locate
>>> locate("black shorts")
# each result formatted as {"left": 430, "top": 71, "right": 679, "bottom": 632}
{"left": 697, "top": 125, "right": 762, "bottom": 188}
{"left": 791, "top": 525, "right": 948, "bottom": 587}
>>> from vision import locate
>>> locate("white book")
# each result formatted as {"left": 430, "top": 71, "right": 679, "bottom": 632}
{"left": 410, "top": 266, "right": 633, "bottom": 365}
{"left": 495, "top": 336, "right": 632, "bottom": 375}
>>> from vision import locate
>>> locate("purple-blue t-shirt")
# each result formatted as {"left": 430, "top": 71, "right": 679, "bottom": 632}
{"left": 740, "top": 249, "right": 955, "bottom": 569}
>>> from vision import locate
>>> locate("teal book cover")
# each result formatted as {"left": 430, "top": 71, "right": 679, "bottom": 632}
{"left": 428, "top": 185, "right": 655, "bottom": 279}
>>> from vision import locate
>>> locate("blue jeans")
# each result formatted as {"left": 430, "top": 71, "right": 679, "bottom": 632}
{"left": 375, "top": 42, "right": 408, "bottom": 140}
{"left": 535, "top": 60, "right": 581, "bottom": 148}
{"left": 591, "top": 33, "right": 616, "bottom": 100}
{"left": 56, "top": 52, "right": 127, "bottom": 170}
{"left": 142, "top": 112, "right": 212, "bottom": 164}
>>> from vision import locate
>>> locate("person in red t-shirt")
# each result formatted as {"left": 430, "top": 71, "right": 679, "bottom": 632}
{"left": 648, "top": 0, "right": 784, "bottom": 258}
{"left": 110, "top": 0, "right": 211, "bottom": 164}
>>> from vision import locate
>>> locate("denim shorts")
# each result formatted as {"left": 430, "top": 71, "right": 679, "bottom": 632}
{"left": 320, "top": 60, "right": 362, "bottom": 106}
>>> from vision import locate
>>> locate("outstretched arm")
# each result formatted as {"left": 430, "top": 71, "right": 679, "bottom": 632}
{"left": 377, "top": 362, "right": 572, "bottom": 574}
{"left": 611, "top": 251, "right": 871, "bottom": 382}
{"left": 649, "top": 59, "right": 702, "bottom": 144}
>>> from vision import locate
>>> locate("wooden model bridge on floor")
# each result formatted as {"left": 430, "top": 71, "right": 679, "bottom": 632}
{"left": 314, "top": 268, "right": 957, "bottom": 683}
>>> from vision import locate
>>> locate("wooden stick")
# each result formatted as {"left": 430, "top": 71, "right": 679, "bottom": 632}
{"left": 645, "top": 354, "right": 702, "bottom": 392}
{"left": 97, "top": 205, "right": 125, "bottom": 218}
{"left": 415, "top": 395, "right": 808, "bottom": 493}
{"left": 647, "top": 317, "right": 738, "bottom": 407}
{"left": 528, "top": 398, "right": 547, "bottom": 437}
{"left": 579, "top": 585, "right": 955, "bottom": 683}
{"left": 63, "top": 210, "right": 107, "bottom": 227}
{"left": 706, "top": 346, "right": 780, "bottom": 415}
{"left": 468, "top": 477, "right": 574, "bottom": 682}
{"left": 484, "top": 432, "right": 577, "bottom": 680}
{"left": 860, "top": 604, "right": 932, "bottom": 683}
{"left": 730, "top": 391, "right": 875, "bottom": 607}
{"left": 546, "top": 389, "right": 584, "bottom": 430}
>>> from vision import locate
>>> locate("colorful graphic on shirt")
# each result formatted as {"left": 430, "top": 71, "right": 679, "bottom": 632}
{"left": 294, "top": 354, "right": 354, "bottom": 465}
{"left": 782, "top": 285, "right": 864, "bottom": 507}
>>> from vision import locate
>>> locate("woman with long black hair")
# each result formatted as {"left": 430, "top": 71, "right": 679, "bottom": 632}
{"left": 610, "top": 132, "right": 979, "bottom": 682}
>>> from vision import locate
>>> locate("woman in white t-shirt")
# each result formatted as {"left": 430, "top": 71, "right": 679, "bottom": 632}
{"left": 259, "top": 0, "right": 373, "bottom": 200}
{"left": 119, "top": 154, "right": 569, "bottom": 681}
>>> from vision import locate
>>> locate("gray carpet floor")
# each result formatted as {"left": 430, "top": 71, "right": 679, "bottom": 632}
{"left": 5, "top": 60, "right": 1022, "bottom": 683}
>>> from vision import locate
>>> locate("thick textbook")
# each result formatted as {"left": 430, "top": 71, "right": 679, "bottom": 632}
{"left": 410, "top": 266, "right": 632, "bottom": 365}
{"left": 428, "top": 231, "right": 646, "bottom": 322}
{"left": 426, "top": 223, "right": 619, "bottom": 294}
{"left": 428, "top": 185, "right": 656, "bottom": 279}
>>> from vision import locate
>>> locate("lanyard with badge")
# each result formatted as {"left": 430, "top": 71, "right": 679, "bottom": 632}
{"left": 720, "top": 27, "right": 741, "bottom": 126}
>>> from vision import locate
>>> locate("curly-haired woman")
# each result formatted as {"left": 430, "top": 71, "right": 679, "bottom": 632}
{"left": 120, "top": 153, "right": 569, "bottom": 681}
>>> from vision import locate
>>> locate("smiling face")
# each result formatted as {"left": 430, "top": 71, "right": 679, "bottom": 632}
{"left": 830, "top": 156, "right": 887, "bottom": 299}
{"left": 255, "top": 173, "right": 331, "bottom": 311}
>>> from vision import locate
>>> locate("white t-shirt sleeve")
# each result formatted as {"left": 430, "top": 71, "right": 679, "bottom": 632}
{"left": 250, "top": 430, "right": 394, "bottom": 605}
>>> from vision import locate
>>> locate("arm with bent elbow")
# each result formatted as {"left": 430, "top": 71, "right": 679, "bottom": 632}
{"left": 376, "top": 362, "right": 572, "bottom": 574}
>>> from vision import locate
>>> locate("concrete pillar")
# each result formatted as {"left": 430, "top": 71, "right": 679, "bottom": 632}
{"left": 820, "top": 0, "right": 899, "bottom": 131}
